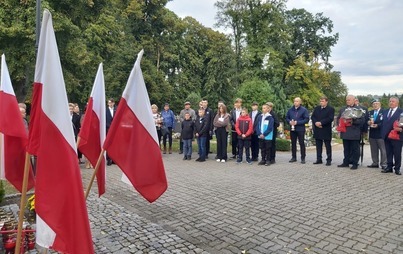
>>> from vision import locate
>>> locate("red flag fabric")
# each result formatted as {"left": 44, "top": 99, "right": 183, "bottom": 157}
{"left": 78, "top": 63, "right": 106, "bottom": 196}
{"left": 103, "top": 50, "right": 167, "bottom": 203}
{"left": 0, "top": 54, "right": 35, "bottom": 192}
{"left": 29, "top": 10, "right": 94, "bottom": 253}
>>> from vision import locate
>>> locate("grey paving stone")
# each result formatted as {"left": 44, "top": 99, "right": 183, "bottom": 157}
{"left": 69, "top": 144, "right": 403, "bottom": 253}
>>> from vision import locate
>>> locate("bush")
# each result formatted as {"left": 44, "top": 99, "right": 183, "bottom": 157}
{"left": 276, "top": 139, "right": 291, "bottom": 151}
{"left": 0, "top": 181, "right": 5, "bottom": 204}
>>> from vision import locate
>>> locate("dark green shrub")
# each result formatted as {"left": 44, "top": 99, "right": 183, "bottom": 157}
{"left": 0, "top": 181, "right": 5, "bottom": 204}
{"left": 276, "top": 138, "right": 291, "bottom": 151}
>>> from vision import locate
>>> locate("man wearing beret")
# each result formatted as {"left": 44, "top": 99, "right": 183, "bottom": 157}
{"left": 367, "top": 99, "right": 387, "bottom": 169}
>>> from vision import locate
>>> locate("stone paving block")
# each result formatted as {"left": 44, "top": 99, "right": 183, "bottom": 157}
{"left": 69, "top": 145, "right": 403, "bottom": 253}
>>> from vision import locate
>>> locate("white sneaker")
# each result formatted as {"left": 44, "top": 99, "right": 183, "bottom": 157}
{"left": 216, "top": 159, "right": 221, "bottom": 162}
{"left": 221, "top": 159, "right": 226, "bottom": 163}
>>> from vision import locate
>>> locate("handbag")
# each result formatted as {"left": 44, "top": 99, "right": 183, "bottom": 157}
{"left": 161, "top": 125, "right": 169, "bottom": 136}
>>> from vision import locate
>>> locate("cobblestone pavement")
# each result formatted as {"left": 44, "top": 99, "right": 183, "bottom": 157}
{"left": 80, "top": 143, "right": 403, "bottom": 253}
{"left": 3, "top": 143, "right": 402, "bottom": 253}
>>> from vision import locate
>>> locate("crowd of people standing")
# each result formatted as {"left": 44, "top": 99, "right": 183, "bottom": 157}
{"left": 151, "top": 95, "right": 403, "bottom": 176}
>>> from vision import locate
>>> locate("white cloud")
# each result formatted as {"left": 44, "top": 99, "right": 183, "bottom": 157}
{"left": 167, "top": 0, "right": 403, "bottom": 96}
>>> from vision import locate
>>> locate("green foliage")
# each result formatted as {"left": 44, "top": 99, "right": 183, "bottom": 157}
{"left": 1, "top": 0, "right": 346, "bottom": 117}
{"left": 276, "top": 138, "right": 291, "bottom": 151}
{"left": 0, "top": 181, "right": 5, "bottom": 204}
{"left": 236, "top": 79, "right": 275, "bottom": 110}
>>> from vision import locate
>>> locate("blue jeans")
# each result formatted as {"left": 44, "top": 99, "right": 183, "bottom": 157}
{"left": 197, "top": 136, "right": 207, "bottom": 159}
{"left": 183, "top": 139, "right": 192, "bottom": 157}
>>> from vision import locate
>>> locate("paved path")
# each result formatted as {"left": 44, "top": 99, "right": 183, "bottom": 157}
{"left": 81, "top": 143, "right": 403, "bottom": 253}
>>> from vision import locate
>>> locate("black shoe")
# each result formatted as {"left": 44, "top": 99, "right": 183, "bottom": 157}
{"left": 289, "top": 158, "right": 297, "bottom": 163}
{"left": 381, "top": 168, "right": 393, "bottom": 173}
{"left": 183, "top": 156, "right": 187, "bottom": 160}
{"left": 179, "top": 151, "right": 183, "bottom": 154}
{"left": 195, "top": 158, "right": 201, "bottom": 162}
{"left": 381, "top": 166, "right": 387, "bottom": 170}
{"left": 350, "top": 165, "right": 358, "bottom": 170}
{"left": 326, "top": 161, "right": 331, "bottom": 166}
{"left": 396, "top": 171, "right": 401, "bottom": 175}
{"left": 313, "top": 160, "right": 323, "bottom": 164}
{"left": 187, "top": 157, "right": 192, "bottom": 160}
{"left": 270, "top": 160, "right": 276, "bottom": 164}
{"left": 265, "top": 162, "right": 271, "bottom": 166}
{"left": 198, "top": 158, "right": 206, "bottom": 162}
{"left": 107, "top": 160, "right": 112, "bottom": 166}
{"left": 231, "top": 155, "right": 236, "bottom": 159}
{"left": 337, "top": 164, "right": 349, "bottom": 168}
{"left": 301, "top": 159, "right": 306, "bottom": 164}
{"left": 251, "top": 158, "right": 258, "bottom": 162}
{"left": 367, "top": 164, "right": 379, "bottom": 168}
{"left": 258, "top": 161, "right": 266, "bottom": 165}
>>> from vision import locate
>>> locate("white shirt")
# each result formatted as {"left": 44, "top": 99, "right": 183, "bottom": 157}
{"left": 109, "top": 107, "right": 114, "bottom": 118}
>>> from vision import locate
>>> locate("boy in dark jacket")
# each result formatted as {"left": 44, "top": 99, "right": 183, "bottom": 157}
{"left": 181, "top": 112, "right": 195, "bottom": 160}
{"left": 255, "top": 104, "right": 275, "bottom": 166}
{"left": 195, "top": 109, "right": 209, "bottom": 162}
{"left": 235, "top": 108, "right": 254, "bottom": 164}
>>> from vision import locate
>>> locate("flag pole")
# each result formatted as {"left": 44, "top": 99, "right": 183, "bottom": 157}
{"left": 14, "top": 152, "right": 32, "bottom": 254}
{"left": 84, "top": 149, "right": 105, "bottom": 199}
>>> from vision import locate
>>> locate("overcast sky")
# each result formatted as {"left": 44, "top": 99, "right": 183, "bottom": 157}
{"left": 166, "top": 0, "right": 403, "bottom": 96}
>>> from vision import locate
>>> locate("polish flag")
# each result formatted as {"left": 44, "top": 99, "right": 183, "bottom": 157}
{"left": 103, "top": 50, "right": 167, "bottom": 203}
{"left": 27, "top": 10, "right": 94, "bottom": 253}
{"left": 78, "top": 63, "right": 106, "bottom": 196}
{"left": 0, "top": 54, "right": 35, "bottom": 192}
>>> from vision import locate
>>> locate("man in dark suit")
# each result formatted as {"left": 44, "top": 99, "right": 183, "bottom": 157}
{"left": 106, "top": 98, "right": 117, "bottom": 165}
{"left": 311, "top": 96, "right": 335, "bottom": 166}
{"left": 230, "top": 98, "right": 242, "bottom": 159}
{"left": 381, "top": 96, "right": 403, "bottom": 175}
{"left": 367, "top": 99, "right": 387, "bottom": 169}
{"left": 250, "top": 102, "right": 261, "bottom": 161}
{"left": 202, "top": 99, "right": 214, "bottom": 158}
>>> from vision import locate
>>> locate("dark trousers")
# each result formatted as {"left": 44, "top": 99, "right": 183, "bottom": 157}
{"left": 238, "top": 138, "right": 251, "bottom": 161}
{"left": 315, "top": 139, "right": 332, "bottom": 162}
{"left": 231, "top": 131, "right": 238, "bottom": 156}
{"left": 384, "top": 138, "right": 403, "bottom": 171}
{"left": 290, "top": 130, "right": 306, "bottom": 159}
{"left": 163, "top": 127, "right": 173, "bottom": 148}
{"left": 216, "top": 127, "right": 228, "bottom": 160}
{"left": 206, "top": 133, "right": 212, "bottom": 155}
{"left": 156, "top": 128, "right": 162, "bottom": 146}
{"left": 269, "top": 130, "right": 277, "bottom": 162}
{"left": 259, "top": 139, "right": 272, "bottom": 162}
{"left": 251, "top": 134, "right": 259, "bottom": 160}
{"left": 180, "top": 136, "right": 183, "bottom": 152}
{"left": 342, "top": 139, "right": 360, "bottom": 166}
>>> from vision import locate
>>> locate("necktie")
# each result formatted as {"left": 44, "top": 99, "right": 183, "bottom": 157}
{"left": 387, "top": 109, "right": 393, "bottom": 119}
{"left": 374, "top": 110, "right": 378, "bottom": 120}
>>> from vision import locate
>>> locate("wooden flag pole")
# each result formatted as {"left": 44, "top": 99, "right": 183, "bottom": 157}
{"left": 85, "top": 149, "right": 105, "bottom": 200}
{"left": 14, "top": 152, "right": 32, "bottom": 254}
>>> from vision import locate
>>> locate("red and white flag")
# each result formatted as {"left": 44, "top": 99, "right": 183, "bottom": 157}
{"left": 27, "top": 10, "right": 94, "bottom": 253}
{"left": 103, "top": 50, "right": 167, "bottom": 203}
{"left": 0, "top": 54, "right": 35, "bottom": 192}
{"left": 78, "top": 63, "right": 106, "bottom": 196}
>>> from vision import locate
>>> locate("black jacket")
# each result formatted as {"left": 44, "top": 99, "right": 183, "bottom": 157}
{"left": 368, "top": 109, "right": 384, "bottom": 139}
{"left": 195, "top": 116, "right": 209, "bottom": 137}
{"left": 337, "top": 105, "right": 365, "bottom": 140}
{"left": 181, "top": 119, "right": 195, "bottom": 140}
{"left": 311, "top": 105, "right": 335, "bottom": 140}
